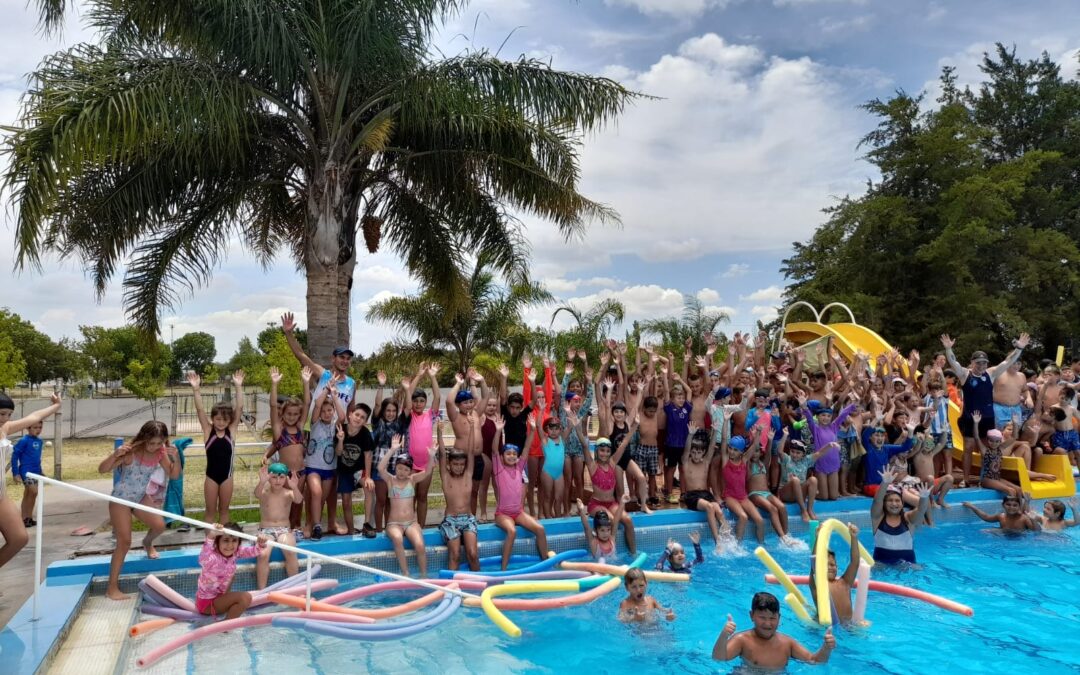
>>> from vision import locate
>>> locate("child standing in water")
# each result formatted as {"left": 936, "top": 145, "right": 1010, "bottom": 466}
{"left": 492, "top": 442, "right": 549, "bottom": 570}
{"left": 618, "top": 568, "right": 675, "bottom": 622}
{"left": 254, "top": 462, "right": 302, "bottom": 589}
{"left": 963, "top": 494, "right": 1040, "bottom": 532}
{"left": 197, "top": 523, "right": 268, "bottom": 619}
{"left": 188, "top": 370, "right": 245, "bottom": 525}
{"left": 809, "top": 522, "right": 861, "bottom": 623}
{"left": 713, "top": 592, "right": 835, "bottom": 666}
{"left": 377, "top": 435, "right": 436, "bottom": 577}
{"left": 655, "top": 531, "right": 705, "bottom": 574}
{"left": 1036, "top": 498, "right": 1079, "bottom": 531}
{"left": 98, "top": 421, "right": 181, "bottom": 599}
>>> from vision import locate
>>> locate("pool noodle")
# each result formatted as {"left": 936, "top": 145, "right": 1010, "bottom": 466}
{"left": 763, "top": 575, "right": 974, "bottom": 616}
{"left": 481, "top": 581, "right": 580, "bottom": 637}
{"left": 754, "top": 547, "right": 809, "bottom": 607}
{"left": 322, "top": 578, "right": 486, "bottom": 606}
{"left": 129, "top": 618, "right": 175, "bottom": 637}
{"left": 138, "top": 584, "right": 172, "bottom": 608}
{"left": 784, "top": 592, "right": 814, "bottom": 624}
{"left": 136, "top": 610, "right": 375, "bottom": 668}
{"left": 439, "top": 549, "right": 588, "bottom": 579}
{"left": 142, "top": 575, "right": 198, "bottom": 613}
{"left": 138, "top": 580, "right": 337, "bottom": 622}
{"left": 558, "top": 560, "right": 689, "bottom": 582}
{"left": 852, "top": 562, "right": 871, "bottom": 623}
{"left": 452, "top": 570, "right": 591, "bottom": 583}
{"left": 478, "top": 554, "right": 540, "bottom": 567}
{"left": 814, "top": 519, "right": 874, "bottom": 625}
{"left": 267, "top": 587, "right": 446, "bottom": 618}
{"left": 250, "top": 579, "right": 338, "bottom": 607}
{"left": 276, "top": 591, "right": 459, "bottom": 634}
{"left": 289, "top": 594, "right": 463, "bottom": 641}
{"left": 261, "top": 565, "right": 323, "bottom": 593}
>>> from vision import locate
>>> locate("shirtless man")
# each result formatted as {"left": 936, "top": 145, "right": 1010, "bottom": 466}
{"left": 992, "top": 360, "right": 1028, "bottom": 430}
{"left": 713, "top": 592, "right": 835, "bottom": 667}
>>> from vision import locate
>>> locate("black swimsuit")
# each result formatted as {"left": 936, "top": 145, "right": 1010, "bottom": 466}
{"left": 205, "top": 429, "right": 234, "bottom": 485}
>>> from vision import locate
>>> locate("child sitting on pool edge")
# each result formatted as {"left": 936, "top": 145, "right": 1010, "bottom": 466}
{"left": 712, "top": 592, "right": 835, "bottom": 667}
{"left": 254, "top": 462, "right": 303, "bottom": 589}
{"left": 377, "top": 435, "right": 437, "bottom": 577}
{"left": 655, "top": 530, "right": 704, "bottom": 574}
{"left": 618, "top": 567, "right": 675, "bottom": 622}
{"left": 198, "top": 523, "right": 268, "bottom": 619}
{"left": 438, "top": 420, "right": 482, "bottom": 572}
{"left": 492, "top": 441, "right": 549, "bottom": 570}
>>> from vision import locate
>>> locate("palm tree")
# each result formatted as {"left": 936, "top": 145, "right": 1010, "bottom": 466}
{"left": 640, "top": 294, "right": 729, "bottom": 357}
{"left": 366, "top": 253, "right": 552, "bottom": 374}
{"left": 3, "top": 1, "right": 635, "bottom": 359}
{"left": 535, "top": 298, "right": 626, "bottom": 362}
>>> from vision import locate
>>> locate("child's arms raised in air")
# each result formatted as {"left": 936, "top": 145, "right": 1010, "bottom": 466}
{"left": 230, "top": 370, "right": 245, "bottom": 432}
{"left": 2, "top": 391, "right": 61, "bottom": 437}
{"left": 187, "top": 372, "right": 212, "bottom": 436}
{"left": 576, "top": 499, "right": 595, "bottom": 554}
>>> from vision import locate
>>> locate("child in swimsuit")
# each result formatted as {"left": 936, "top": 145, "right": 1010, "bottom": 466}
{"left": 98, "top": 420, "right": 180, "bottom": 600}
{"left": 618, "top": 568, "right": 675, "bottom": 623}
{"left": 962, "top": 494, "right": 1040, "bottom": 532}
{"left": 197, "top": 523, "right": 267, "bottom": 619}
{"left": 1037, "top": 498, "right": 1080, "bottom": 531}
{"left": 377, "top": 435, "right": 436, "bottom": 577}
{"left": 438, "top": 420, "right": 483, "bottom": 572}
{"left": 721, "top": 435, "right": 765, "bottom": 545}
{"left": 533, "top": 410, "right": 572, "bottom": 519}
{"left": 746, "top": 427, "right": 796, "bottom": 545}
{"left": 188, "top": 370, "right": 245, "bottom": 525}
{"left": 254, "top": 462, "right": 302, "bottom": 588}
{"left": 576, "top": 498, "right": 624, "bottom": 562}
{"left": 492, "top": 443, "right": 549, "bottom": 570}
{"left": 969, "top": 412, "right": 1022, "bottom": 498}
{"left": 655, "top": 531, "right": 704, "bottom": 574}
{"left": 583, "top": 424, "right": 639, "bottom": 554}
{"left": 264, "top": 366, "right": 311, "bottom": 530}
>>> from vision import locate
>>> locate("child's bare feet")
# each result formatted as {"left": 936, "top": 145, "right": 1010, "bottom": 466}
{"left": 333, "top": 524, "right": 348, "bottom": 535}
{"left": 302, "top": 527, "right": 312, "bottom": 539}
{"left": 801, "top": 512, "right": 810, "bottom": 523}
{"left": 106, "top": 587, "right": 129, "bottom": 601}
{"left": 641, "top": 503, "right": 655, "bottom": 515}
{"left": 142, "top": 533, "right": 159, "bottom": 559}
{"left": 807, "top": 511, "right": 818, "bottom": 521}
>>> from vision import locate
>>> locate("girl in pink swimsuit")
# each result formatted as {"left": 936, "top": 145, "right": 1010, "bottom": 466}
{"left": 197, "top": 523, "right": 267, "bottom": 619}
{"left": 720, "top": 435, "right": 766, "bottom": 544}
{"left": 492, "top": 440, "right": 549, "bottom": 570}
{"left": 582, "top": 424, "right": 639, "bottom": 554}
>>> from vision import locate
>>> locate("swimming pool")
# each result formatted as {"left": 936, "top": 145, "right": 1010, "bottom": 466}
{"left": 115, "top": 517, "right": 1080, "bottom": 674}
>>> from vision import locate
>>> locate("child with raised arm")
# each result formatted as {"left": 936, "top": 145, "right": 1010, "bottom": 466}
{"left": 10, "top": 420, "right": 44, "bottom": 528}
{"left": 528, "top": 404, "right": 575, "bottom": 519}
{"left": 378, "top": 435, "right": 436, "bottom": 577}
{"left": 661, "top": 371, "right": 693, "bottom": 505}
{"left": 746, "top": 426, "right": 797, "bottom": 546}
{"left": 576, "top": 497, "right": 625, "bottom": 561}
{"left": 799, "top": 391, "right": 859, "bottom": 501}
{"left": 969, "top": 411, "right": 1022, "bottom": 498}
{"left": 264, "top": 366, "right": 311, "bottom": 530}
{"left": 778, "top": 438, "right": 824, "bottom": 522}
{"left": 963, "top": 494, "right": 1039, "bottom": 532}
{"left": 98, "top": 421, "right": 181, "bottom": 599}
{"left": 492, "top": 441, "right": 549, "bottom": 570}
{"left": 304, "top": 376, "right": 346, "bottom": 540}
{"left": 0, "top": 391, "right": 61, "bottom": 570}
{"left": 198, "top": 523, "right": 268, "bottom": 619}
{"left": 809, "top": 522, "right": 861, "bottom": 623}
{"left": 1048, "top": 387, "right": 1080, "bottom": 467}
{"left": 187, "top": 370, "right": 245, "bottom": 525}
{"left": 910, "top": 426, "right": 954, "bottom": 508}
{"left": 254, "top": 463, "right": 302, "bottom": 589}
{"left": 713, "top": 592, "right": 835, "bottom": 666}
{"left": 402, "top": 361, "right": 442, "bottom": 533}
{"left": 618, "top": 567, "right": 675, "bottom": 623}
{"left": 679, "top": 423, "right": 731, "bottom": 544}
{"left": 721, "top": 434, "right": 765, "bottom": 545}
{"left": 583, "top": 422, "right": 639, "bottom": 554}
{"left": 371, "top": 373, "right": 405, "bottom": 532}
{"left": 870, "top": 468, "right": 931, "bottom": 565}
{"left": 1037, "top": 498, "right": 1080, "bottom": 531}
{"left": 439, "top": 419, "right": 482, "bottom": 572}
{"left": 655, "top": 530, "right": 705, "bottom": 574}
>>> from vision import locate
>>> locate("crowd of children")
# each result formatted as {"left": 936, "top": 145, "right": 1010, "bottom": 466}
{"left": 4, "top": 319, "right": 1080, "bottom": 668}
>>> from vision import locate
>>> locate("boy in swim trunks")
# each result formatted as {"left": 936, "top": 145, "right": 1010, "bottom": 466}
{"left": 1048, "top": 387, "right": 1080, "bottom": 467}
{"left": 963, "top": 493, "right": 1039, "bottom": 532}
{"left": 438, "top": 420, "right": 482, "bottom": 571}
{"left": 809, "top": 522, "right": 860, "bottom": 623}
{"left": 633, "top": 396, "right": 662, "bottom": 507}
{"left": 680, "top": 422, "right": 731, "bottom": 543}
{"left": 254, "top": 462, "right": 303, "bottom": 588}
{"left": 713, "top": 592, "right": 835, "bottom": 666}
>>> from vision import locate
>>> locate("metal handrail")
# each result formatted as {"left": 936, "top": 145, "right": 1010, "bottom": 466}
{"left": 775, "top": 301, "right": 821, "bottom": 351}
{"left": 818, "top": 302, "right": 857, "bottom": 325}
{"left": 24, "top": 472, "right": 474, "bottom": 622}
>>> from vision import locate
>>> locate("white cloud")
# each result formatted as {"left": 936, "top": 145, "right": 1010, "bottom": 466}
{"left": 705, "top": 304, "right": 737, "bottom": 318}
{"left": 773, "top": 0, "right": 867, "bottom": 6}
{"left": 817, "top": 14, "right": 874, "bottom": 35}
{"left": 678, "top": 34, "right": 764, "bottom": 71}
{"left": 541, "top": 276, "right": 621, "bottom": 294}
{"left": 605, "top": 0, "right": 732, "bottom": 19}
{"left": 696, "top": 288, "right": 721, "bottom": 304}
{"left": 721, "top": 263, "right": 750, "bottom": 278}
{"left": 751, "top": 305, "right": 779, "bottom": 323}
{"left": 741, "top": 285, "right": 785, "bottom": 302}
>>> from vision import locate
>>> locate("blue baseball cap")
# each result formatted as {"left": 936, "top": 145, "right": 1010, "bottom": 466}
{"left": 728, "top": 436, "right": 747, "bottom": 451}
{"left": 332, "top": 346, "right": 354, "bottom": 357}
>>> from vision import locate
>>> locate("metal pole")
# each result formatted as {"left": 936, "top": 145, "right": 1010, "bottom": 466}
{"left": 53, "top": 407, "right": 63, "bottom": 480}
{"left": 23, "top": 473, "right": 470, "bottom": 599}
{"left": 305, "top": 556, "right": 313, "bottom": 612}
{"left": 32, "top": 481, "right": 44, "bottom": 621}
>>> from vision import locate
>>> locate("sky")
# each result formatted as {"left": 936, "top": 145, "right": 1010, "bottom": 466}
{"left": 2, "top": 0, "right": 1080, "bottom": 361}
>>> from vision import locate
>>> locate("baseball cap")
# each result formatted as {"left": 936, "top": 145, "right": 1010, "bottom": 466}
{"left": 971, "top": 350, "right": 989, "bottom": 363}
{"left": 333, "top": 346, "right": 354, "bottom": 357}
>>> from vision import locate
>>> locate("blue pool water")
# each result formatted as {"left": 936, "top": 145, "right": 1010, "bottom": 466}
{"left": 132, "top": 522, "right": 1080, "bottom": 674}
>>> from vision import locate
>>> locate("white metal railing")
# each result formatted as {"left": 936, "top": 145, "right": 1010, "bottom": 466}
{"left": 24, "top": 472, "right": 473, "bottom": 622}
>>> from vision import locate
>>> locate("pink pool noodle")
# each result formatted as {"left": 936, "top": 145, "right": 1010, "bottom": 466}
{"left": 143, "top": 575, "right": 197, "bottom": 613}
{"left": 452, "top": 570, "right": 591, "bottom": 583}
{"left": 763, "top": 574, "right": 974, "bottom": 616}
{"left": 321, "top": 578, "right": 486, "bottom": 606}
{"left": 136, "top": 610, "right": 374, "bottom": 667}
{"left": 250, "top": 579, "right": 338, "bottom": 607}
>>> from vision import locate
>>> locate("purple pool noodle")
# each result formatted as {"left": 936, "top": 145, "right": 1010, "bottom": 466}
{"left": 298, "top": 596, "right": 461, "bottom": 641}
{"left": 138, "top": 584, "right": 175, "bottom": 609}
{"left": 453, "top": 570, "right": 592, "bottom": 583}
{"left": 263, "top": 565, "right": 322, "bottom": 593}
{"left": 139, "top": 604, "right": 205, "bottom": 622}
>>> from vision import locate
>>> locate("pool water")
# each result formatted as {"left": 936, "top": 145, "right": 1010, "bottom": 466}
{"left": 130, "top": 523, "right": 1080, "bottom": 674}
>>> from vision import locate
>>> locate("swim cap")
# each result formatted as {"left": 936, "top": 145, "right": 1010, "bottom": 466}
{"left": 564, "top": 391, "right": 581, "bottom": 402}
{"left": 454, "top": 390, "right": 474, "bottom": 403}
{"left": 611, "top": 402, "right": 627, "bottom": 412}
{"left": 728, "top": 436, "right": 747, "bottom": 452}
{"left": 788, "top": 439, "right": 807, "bottom": 453}
{"left": 714, "top": 387, "right": 732, "bottom": 400}
{"left": 806, "top": 400, "right": 822, "bottom": 414}
{"left": 501, "top": 444, "right": 521, "bottom": 455}
{"left": 268, "top": 462, "right": 288, "bottom": 475}
{"left": 595, "top": 437, "right": 612, "bottom": 448}
{"left": 987, "top": 429, "right": 1003, "bottom": 441}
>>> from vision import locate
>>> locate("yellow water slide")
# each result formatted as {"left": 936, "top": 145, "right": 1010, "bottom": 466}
{"left": 782, "top": 307, "right": 1075, "bottom": 499}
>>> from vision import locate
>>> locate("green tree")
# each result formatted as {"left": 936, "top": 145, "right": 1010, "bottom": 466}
{"left": 257, "top": 324, "right": 307, "bottom": 356}
{"left": 367, "top": 254, "right": 552, "bottom": 373}
{"left": 640, "top": 294, "right": 729, "bottom": 358}
{"left": 261, "top": 333, "right": 304, "bottom": 397}
{"left": 172, "top": 331, "right": 217, "bottom": 377}
{"left": 123, "top": 358, "right": 168, "bottom": 418}
{"left": 536, "top": 299, "right": 626, "bottom": 364}
{"left": 782, "top": 44, "right": 1080, "bottom": 358}
{"left": 0, "top": 308, "right": 75, "bottom": 387}
{"left": 6, "top": 1, "right": 636, "bottom": 361}
{"left": 0, "top": 334, "right": 27, "bottom": 389}
{"left": 79, "top": 325, "right": 142, "bottom": 385}
{"left": 225, "top": 337, "right": 265, "bottom": 376}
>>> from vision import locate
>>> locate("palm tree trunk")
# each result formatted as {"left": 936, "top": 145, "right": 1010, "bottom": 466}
{"left": 306, "top": 260, "right": 340, "bottom": 365}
